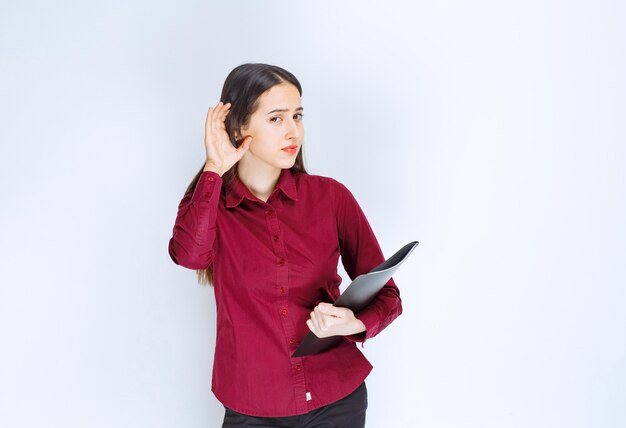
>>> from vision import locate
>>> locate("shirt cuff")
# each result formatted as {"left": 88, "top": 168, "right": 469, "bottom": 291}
{"left": 191, "top": 170, "right": 223, "bottom": 203}
{"left": 345, "top": 307, "right": 381, "bottom": 344}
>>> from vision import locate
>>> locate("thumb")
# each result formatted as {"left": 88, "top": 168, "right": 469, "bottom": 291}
{"left": 238, "top": 135, "right": 252, "bottom": 153}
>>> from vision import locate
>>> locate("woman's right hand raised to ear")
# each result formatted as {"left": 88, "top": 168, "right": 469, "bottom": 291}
{"left": 203, "top": 101, "right": 252, "bottom": 176}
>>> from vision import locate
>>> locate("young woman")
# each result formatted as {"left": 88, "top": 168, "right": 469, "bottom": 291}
{"left": 168, "top": 63, "right": 402, "bottom": 428}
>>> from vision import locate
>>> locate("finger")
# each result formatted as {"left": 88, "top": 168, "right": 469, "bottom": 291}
{"left": 314, "top": 306, "right": 328, "bottom": 330}
{"left": 319, "top": 303, "right": 343, "bottom": 318}
{"left": 218, "top": 104, "right": 231, "bottom": 130}
{"left": 205, "top": 106, "right": 214, "bottom": 132}
{"left": 211, "top": 102, "right": 224, "bottom": 135}
{"left": 307, "top": 315, "right": 318, "bottom": 336}
{"left": 310, "top": 311, "right": 320, "bottom": 332}
{"left": 215, "top": 101, "right": 227, "bottom": 121}
{"left": 306, "top": 319, "right": 321, "bottom": 338}
{"left": 211, "top": 102, "right": 226, "bottom": 132}
{"left": 205, "top": 107, "right": 216, "bottom": 143}
{"left": 310, "top": 311, "right": 323, "bottom": 336}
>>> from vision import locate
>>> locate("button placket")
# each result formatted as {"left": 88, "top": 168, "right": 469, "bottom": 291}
{"left": 263, "top": 202, "right": 306, "bottom": 411}
{"left": 265, "top": 205, "right": 289, "bottom": 292}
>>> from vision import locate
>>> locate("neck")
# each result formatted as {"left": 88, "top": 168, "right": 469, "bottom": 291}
{"left": 237, "top": 157, "right": 281, "bottom": 203}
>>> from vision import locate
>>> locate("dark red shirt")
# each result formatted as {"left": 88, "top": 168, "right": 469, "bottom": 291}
{"left": 168, "top": 168, "right": 402, "bottom": 417}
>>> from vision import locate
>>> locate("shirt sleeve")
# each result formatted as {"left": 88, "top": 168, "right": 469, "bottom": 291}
{"left": 168, "top": 171, "right": 222, "bottom": 270}
{"left": 332, "top": 179, "right": 403, "bottom": 344}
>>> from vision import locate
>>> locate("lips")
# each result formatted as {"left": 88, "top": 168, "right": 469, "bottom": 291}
{"left": 281, "top": 145, "right": 298, "bottom": 154}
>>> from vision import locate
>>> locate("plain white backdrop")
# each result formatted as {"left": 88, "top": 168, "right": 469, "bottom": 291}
{"left": 1, "top": 1, "right": 625, "bottom": 427}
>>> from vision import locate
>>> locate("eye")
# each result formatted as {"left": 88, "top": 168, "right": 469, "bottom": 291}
{"left": 270, "top": 116, "right": 282, "bottom": 123}
{"left": 293, "top": 113, "right": 304, "bottom": 120}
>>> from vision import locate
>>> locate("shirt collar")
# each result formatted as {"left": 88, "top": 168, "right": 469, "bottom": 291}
{"left": 225, "top": 168, "right": 298, "bottom": 208}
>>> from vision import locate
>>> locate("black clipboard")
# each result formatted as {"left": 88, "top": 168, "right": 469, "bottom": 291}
{"left": 292, "top": 240, "right": 419, "bottom": 357}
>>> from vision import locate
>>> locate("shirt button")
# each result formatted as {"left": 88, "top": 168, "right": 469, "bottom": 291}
{"left": 203, "top": 192, "right": 211, "bottom": 198}
{"left": 272, "top": 235, "right": 279, "bottom": 242}
{"left": 279, "top": 287, "right": 286, "bottom": 295}
{"left": 265, "top": 209, "right": 273, "bottom": 216}
{"left": 207, "top": 176, "right": 214, "bottom": 182}
{"left": 277, "top": 257, "right": 285, "bottom": 266}
{"left": 280, "top": 308, "right": 288, "bottom": 316}
{"left": 293, "top": 364, "right": 302, "bottom": 372}
{"left": 289, "top": 337, "right": 296, "bottom": 345}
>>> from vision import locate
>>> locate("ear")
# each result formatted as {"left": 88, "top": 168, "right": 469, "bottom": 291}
{"left": 234, "top": 127, "right": 242, "bottom": 141}
{"left": 233, "top": 128, "right": 243, "bottom": 144}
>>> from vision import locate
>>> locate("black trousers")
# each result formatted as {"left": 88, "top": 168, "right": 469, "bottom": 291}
{"left": 222, "top": 382, "right": 367, "bottom": 428}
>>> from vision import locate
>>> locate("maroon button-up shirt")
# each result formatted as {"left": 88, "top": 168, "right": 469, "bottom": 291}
{"left": 168, "top": 168, "right": 402, "bottom": 417}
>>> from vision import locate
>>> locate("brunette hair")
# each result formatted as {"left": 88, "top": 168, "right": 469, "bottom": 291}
{"left": 184, "top": 63, "right": 307, "bottom": 285}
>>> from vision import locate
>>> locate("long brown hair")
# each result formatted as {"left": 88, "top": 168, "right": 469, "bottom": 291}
{"left": 185, "top": 63, "right": 307, "bottom": 285}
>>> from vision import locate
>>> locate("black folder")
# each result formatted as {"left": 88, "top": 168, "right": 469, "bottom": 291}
{"left": 292, "top": 240, "right": 419, "bottom": 357}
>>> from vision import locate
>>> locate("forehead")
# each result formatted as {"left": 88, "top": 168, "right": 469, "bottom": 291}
{"left": 256, "top": 83, "right": 301, "bottom": 111}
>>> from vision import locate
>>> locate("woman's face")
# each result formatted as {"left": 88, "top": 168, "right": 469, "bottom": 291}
{"left": 239, "top": 82, "right": 304, "bottom": 171}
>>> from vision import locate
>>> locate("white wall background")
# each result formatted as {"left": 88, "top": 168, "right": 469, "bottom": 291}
{"left": 1, "top": 1, "right": 625, "bottom": 427}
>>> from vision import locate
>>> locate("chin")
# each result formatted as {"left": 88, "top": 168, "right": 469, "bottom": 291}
{"left": 276, "top": 159, "right": 297, "bottom": 169}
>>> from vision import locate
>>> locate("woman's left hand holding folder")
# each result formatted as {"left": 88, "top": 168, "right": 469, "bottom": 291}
{"left": 306, "top": 303, "right": 366, "bottom": 338}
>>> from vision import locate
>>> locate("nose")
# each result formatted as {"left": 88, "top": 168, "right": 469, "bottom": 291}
{"left": 286, "top": 117, "right": 300, "bottom": 141}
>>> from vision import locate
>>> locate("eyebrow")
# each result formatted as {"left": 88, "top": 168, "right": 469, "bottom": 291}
{"left": 265, "top": 107, "right": 304, "bottom": 115}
